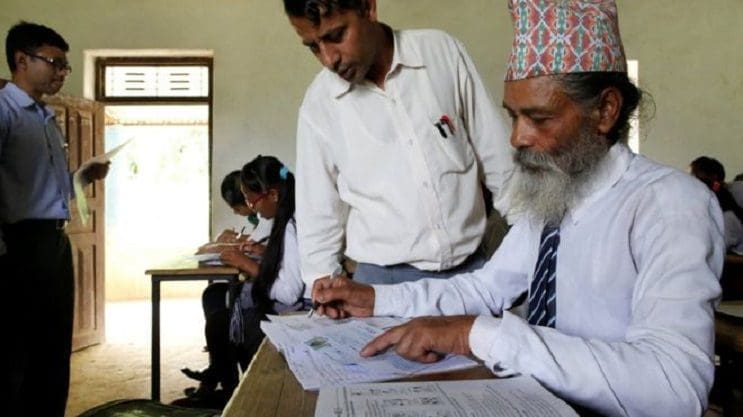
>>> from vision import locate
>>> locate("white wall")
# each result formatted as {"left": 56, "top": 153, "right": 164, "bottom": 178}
{"left": 1, "top": 0, "right": 742, "bottom": 236}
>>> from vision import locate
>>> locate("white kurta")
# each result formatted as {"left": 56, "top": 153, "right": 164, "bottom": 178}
{"left": 295, "top": 29, "right": 513, "bottom": 285}
{"left": 374, "top": 144, "right": 725, "bottom": 417}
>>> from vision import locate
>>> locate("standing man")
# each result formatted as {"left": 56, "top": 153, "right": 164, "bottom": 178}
{"left": 312, "top": 1, "right": 724, "bottom": 416}
{"left": 0, "top": 21, "right": 109, "bottom": 417}
{"left": 284, "top": 0, "right": 514, "bottom": 285}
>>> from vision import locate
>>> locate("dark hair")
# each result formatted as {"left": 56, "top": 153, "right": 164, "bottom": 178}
{"left": 220, "top": 170, "right": 245, "bottom": 207}
{"left": 241, "top": 155, "right": 295, "bottom": 314}
{"left": 691, "top": 156, "right": 743, "bottom": 223}
{"left": 5, "top": 21, "right": 69, "bottom": 72}
{"left": 555, "top": 71, "right": 648, "bottom": 144}
{"left": 690, "top": 156, "right": 725, "bottom": 183}
{"left": 283, "top": 0, "right": 369, "bottom": 25}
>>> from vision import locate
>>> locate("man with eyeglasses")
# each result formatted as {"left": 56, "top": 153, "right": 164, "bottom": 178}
{"left": 0, "top": 21, "right": 109, "bottom": 417}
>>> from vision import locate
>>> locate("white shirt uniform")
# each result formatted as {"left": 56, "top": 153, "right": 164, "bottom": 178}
{"left": 249, "top": 214, "right": 273, "bottom": 243}
{"left": 268, "top": 219, "right": 308, "bottom": 303}
{"left": 295, "top": 29, "right": 513, "bottom": 285}
{"left": 374, "top": 144, "right": 724, "bottom": 417}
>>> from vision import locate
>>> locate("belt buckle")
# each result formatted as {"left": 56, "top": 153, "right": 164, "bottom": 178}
{"left": 55, "top": 219, "right": 68, "bottom": 230}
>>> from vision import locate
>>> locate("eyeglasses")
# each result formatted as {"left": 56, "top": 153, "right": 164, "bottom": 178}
{"left": 245, "top": 192, "right": 268, "bottom": 209}
{"left": 25, "top": 51, "right": 72, "bottom": 74}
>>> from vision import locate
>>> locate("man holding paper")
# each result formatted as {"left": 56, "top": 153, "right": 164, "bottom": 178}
{"left": 311, "top": 1, "right": 724, "bottom": 416}
{"left": 0, "top": 21, "right": 109, "bottom": 417}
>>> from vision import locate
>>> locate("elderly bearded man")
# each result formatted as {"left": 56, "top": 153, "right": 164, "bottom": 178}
{"left": 309, "top": 1, "right": 724, "bottom": 416}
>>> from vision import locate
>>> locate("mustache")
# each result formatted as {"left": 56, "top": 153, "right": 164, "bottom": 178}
{"left": 514, "top": 148, "right": 562, "bottom": 174}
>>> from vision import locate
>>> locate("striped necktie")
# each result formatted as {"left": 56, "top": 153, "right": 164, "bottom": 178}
{"left": 528, "top": 225, "right": 560, "bottom": 327}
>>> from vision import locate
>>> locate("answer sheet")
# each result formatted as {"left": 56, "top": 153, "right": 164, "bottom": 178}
{"left": 315, "top": 376, "right": 579, "bottom": 417}
{"left": 261, "top": 316, "right": 478, "bottom": 390}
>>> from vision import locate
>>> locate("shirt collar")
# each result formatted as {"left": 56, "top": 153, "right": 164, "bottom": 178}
{"left": 4, "top": 82, "right": 54, "bottom": 118}
{"left": 330, "top": 28, "right": 426, "bottom": 99}
{"left": 566, "top": 143, "right": 635, "bottom": 225}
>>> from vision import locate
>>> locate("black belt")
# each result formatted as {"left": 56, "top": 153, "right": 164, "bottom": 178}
{"left": 2, "top": 218, "right": 68, "bottom": 232}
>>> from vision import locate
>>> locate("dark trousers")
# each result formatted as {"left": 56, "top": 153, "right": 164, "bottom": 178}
{"left": 200, "top": 283, "right": 262, "bottom": 393}
{"left": 201, "top": 282, "right": 240, "bottom": 392}
{"left": 1, "top": 220, "right": 74, "bottom": 417}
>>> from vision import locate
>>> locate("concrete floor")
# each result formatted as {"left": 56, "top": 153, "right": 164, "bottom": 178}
{"left": 66, "top": 299, "right": 209, "bottom": 417}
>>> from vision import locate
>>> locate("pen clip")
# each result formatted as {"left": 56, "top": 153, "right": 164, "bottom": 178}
{"left": 434, "top": 122, "right": 448, "bottom": 138}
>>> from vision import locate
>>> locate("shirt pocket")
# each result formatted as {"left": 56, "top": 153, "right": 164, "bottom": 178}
{"left": 428, "top": 112, "right": 475, "bottom": 174}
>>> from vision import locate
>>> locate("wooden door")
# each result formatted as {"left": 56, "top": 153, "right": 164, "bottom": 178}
{"left": 46, "top": 94, "right": 106, "bottom": 351}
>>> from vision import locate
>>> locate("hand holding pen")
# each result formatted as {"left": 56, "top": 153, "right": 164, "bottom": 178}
{"left": 308, "top": 268, "right": 375, "bottom": 319}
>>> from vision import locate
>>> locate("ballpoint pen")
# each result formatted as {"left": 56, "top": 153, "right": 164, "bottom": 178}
{"left": 235, "top": 226, "right": 246, "bottom": 241}
{"left": 307, "top": 265, "right": 344, "bottom": 318}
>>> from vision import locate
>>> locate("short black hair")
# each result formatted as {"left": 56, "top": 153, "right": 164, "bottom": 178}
{"left": 690, "top": 156, "right": 725, "bottom": 183}
{"left": 5, "top": 21, "right": 69, "bottom": 72}
{"left": 555, "top": 72, "right": 645, "bottom": 144}
{"left": 283, "top": 0, "right": 369, "bottom": 25}
{"left": 220, "top": 170, "right": 245, "bottom": 207}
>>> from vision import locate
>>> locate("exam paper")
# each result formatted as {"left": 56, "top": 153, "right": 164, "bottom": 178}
{"left": 260, "top": 317, "right": 478, "bottom": 390}
{"left": 72, "top": 138, "right": 133, "bottom": 225}
{"left": 315, "top": 376, "right": 579, "bottom": 417}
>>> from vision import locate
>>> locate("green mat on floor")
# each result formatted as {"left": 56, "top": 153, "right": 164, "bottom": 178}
{"left": 76, "top": 399, "right": 220, "bottom": 417}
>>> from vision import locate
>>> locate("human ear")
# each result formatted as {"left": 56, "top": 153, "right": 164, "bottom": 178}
{"left": 14, "top": 51, "right": 27, "bottom": 70}
{"left": 595, "top": 87, "right": 622, "bottom": 136}
{"left": 365, "top": 0, "right": 378, "bottom": 21}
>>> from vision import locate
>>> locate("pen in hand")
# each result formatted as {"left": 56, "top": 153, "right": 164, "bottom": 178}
{"left": 307, "top": 266, "right": 344, "bottom": 318}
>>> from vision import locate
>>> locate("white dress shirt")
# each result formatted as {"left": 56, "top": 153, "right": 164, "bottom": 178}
{"left": 374, "top": 144, "right": 725, "bottom": 417}
{"left": 295, "top": 29, "right": 513, "bottom": 285}
{"left": 268, "top": 219, "right": 309, "bottom": 304}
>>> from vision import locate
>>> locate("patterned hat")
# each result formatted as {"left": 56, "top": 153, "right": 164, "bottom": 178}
{"left": 505, "top": 0, "right": 627, "bottom": 81}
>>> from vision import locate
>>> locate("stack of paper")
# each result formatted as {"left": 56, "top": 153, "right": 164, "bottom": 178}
{"left": 261, "top": 315, "right": 478, "bottom": 390}
{"left": 315, "top": 376, "right": 579, "bottom": 417}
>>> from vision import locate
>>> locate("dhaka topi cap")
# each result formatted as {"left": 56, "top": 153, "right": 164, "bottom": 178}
{"left": 505, "top": 0, "right": 627, "bottom": 81}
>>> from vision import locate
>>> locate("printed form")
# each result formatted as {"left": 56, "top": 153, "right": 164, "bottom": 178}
{"left": 315, "top": 376, "right": 579, "bottom": 417}
{"left": 261, "top": 315, "right": 478, "bottom": 390}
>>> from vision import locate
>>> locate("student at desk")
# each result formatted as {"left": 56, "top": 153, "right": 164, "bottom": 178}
{"left": 182, "top": 169, "right": 270, "bottom": 405}
{"left": 311, "top": 1, "right": 724, "bottom": 416}
{"left": 181, "top": 156, "right": 306, "bottom": 408}
{"left": 197, "top": 170, "right": 272, "bottom": 255}
{"left": 690, "top": 156, "right": 743, "bottom": 255}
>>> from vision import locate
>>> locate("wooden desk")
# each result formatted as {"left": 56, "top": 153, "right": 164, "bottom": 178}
{"left": 145, "top": 261, "right": 240, "bottom": 401}
{"left": 222, "top": 339, "right": 495, "bottom": 417}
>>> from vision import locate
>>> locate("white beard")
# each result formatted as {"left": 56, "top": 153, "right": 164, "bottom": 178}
{"left": 510, "top": 127, "right": 610, "bottom": 227}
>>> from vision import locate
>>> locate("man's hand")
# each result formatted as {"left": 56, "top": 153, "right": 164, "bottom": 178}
{"left": 361, "top": 316, "right": 476, "bottom": 363}
{"left": 82, "top": 161, "right": 110, "bottom": 182}
{"left": 311, "top": 276, "right": 375, "bottom": 318}
{"left": 216, "top": 229, "right": 239, "bottom": 243}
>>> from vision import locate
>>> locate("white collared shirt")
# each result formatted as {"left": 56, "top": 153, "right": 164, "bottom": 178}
{"left": 268, "top": 219, "right": 308, "bottom": 303}
{"left": 296, "top": 29, "right": 513, "bottom": 284}
{"left": 374, "top": 144, "right": 725, "bottom": 417}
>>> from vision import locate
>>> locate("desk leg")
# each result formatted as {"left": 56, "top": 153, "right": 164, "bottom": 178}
{"left": 152, "top": 277, "right": 161, "bottom": 401}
